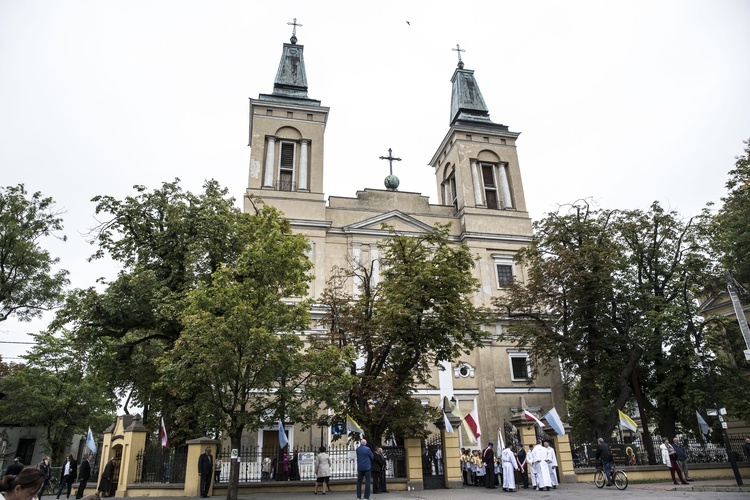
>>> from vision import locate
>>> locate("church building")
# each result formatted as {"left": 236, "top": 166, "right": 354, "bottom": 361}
{"left": 243, "top": 30, "right": 566, "bottom": 450}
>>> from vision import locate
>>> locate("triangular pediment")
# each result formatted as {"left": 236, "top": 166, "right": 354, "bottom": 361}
{"left": 344, "top": 210, "right": 434, "bottom": 235}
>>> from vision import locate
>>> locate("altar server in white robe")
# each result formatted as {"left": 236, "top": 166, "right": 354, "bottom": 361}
{"left": 501, "top": 443, "right": 518, "bottom": 491}
{"left": 532, "top": 441, "right": 553, "bottom": 491}
{"left": 543, "top": 440, "right": 558, "bottom": 488}
{"left": 527, "top": 444, "right": 537, "bottom": 489}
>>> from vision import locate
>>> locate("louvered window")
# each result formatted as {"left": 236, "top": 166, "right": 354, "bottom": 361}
{"left": 482, "top": 164, "right": 498, "bottom": 209}
{"left": 277, "top": 142, "right": 295, "bottom": 191}
{"left": 444, "top": 171, "right": 458, "bottom": 211}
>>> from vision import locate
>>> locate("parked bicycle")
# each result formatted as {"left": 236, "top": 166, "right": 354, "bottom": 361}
{"left": 594, "top": 462, "right": 628, "bottom": 490}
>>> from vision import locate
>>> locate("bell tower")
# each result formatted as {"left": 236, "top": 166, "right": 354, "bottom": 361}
{"left": 429, "top": 48, "right": 529, "bottom": 222}
{"left": 245, "top": 23, "right": 329, "bottom": 221}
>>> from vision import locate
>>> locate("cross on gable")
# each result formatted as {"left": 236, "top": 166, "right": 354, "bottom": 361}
{"left": 379, "top": 148, "right": 402, "bottom": 175}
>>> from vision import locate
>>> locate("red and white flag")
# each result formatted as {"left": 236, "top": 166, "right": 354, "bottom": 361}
{"left": 160, "top": 417, "right": 170, "bottom": 448}
{"left": 523, "top": 409, "right": 544, "bottom": 428}
{"left": 465, "top": 407, "right": 481, "bottom": 439}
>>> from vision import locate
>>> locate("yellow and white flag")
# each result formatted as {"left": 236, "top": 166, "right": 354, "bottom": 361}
{"left": 618, "top": 410, "right": 637, "bottom": 432}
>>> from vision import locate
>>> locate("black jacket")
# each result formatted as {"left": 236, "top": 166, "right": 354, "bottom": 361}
{"left": 60, "top": 459, "right": 78, "bottom": 481}
{"left": 372, "top": 452, "right": 386, "bottom": 473}
{"left": 516, "top": 448, "right": 527, "bottom": 469}
{"left": 79, "top": 459, "right": 91, "bottom": 481}
{"left": 198, "top": 453, "right": 213, "bottom": 475}
{"left": 596, "top": 442, "right": 612, "bottom": 463}
{"left": 6, "top": 461, "right": 23, "bottom": 476}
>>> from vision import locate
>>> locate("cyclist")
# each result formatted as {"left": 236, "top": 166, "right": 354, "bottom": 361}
{"left": 595, "top": 438, "right": 613, "bottom": 487}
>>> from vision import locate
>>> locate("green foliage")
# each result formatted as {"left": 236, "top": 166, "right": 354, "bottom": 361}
{"left": 713, "top": 139, "right": 750, "bottom": 284}
{"left": 0, "top": 184, "right": 69, "bottom": 322}
{"left": 319, "top": 224, "right": 492, "bottom": 445}
{"left": 159, "top": 200, "right": 355, "bottom": 500}
{"left": 0, "top": 330, "right": 116, "bottom": 463}
{"left": 49, "top": 179, "right": 251, "bottom": 436}
{"left": 495, "top": 201, "right": 722, "bottom": 440}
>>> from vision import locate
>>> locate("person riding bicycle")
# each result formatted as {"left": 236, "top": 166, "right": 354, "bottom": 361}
{"left": 595, "top": 438, "right": 614, "bottom": 487}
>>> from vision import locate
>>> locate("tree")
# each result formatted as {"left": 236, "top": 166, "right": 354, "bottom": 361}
{"left": 49, "top": 179, "right": 254, "bottom": 439}
{"left": 713, "top": 139, "right": 750, "bottom": 284}
{"left": 0, "top": 184, "right": 69, "bottom": 322}
{"left": 318, "top": 224, "right": 493, "bottom": 445}
{"left": 495, "top": 201, "right": 726, "bottom": 442}
{"left": 494, "top": 202, "right": 635, "bottom": 439}
{"left": 0, "top": 330, "right": 116, "bottom": 463}
{"left": 159, "top": 201, "right": 355, "bottom": 500}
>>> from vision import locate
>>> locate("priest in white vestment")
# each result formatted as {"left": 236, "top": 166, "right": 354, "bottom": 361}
{"left": 532, "top": 442, "right": 553, "bottom": 490}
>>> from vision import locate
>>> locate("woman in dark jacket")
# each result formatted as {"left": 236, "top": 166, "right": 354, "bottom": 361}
{"left": 55, "top": 454, "right": 77, "bottom": 500}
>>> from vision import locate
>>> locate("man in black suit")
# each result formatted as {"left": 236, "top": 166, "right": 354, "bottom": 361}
{"left": 197, "top": 447, "right": 213, "bottom": 498}
{"left": 75, "top": 456, "right": 91, "bottom": 499}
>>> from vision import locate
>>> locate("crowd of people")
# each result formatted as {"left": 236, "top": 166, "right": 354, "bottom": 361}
{"left": 1, "top": 454, "right": 104, "bottom": 500}
{"left": 459, "top": 439, "right": 558, "bottom": 492}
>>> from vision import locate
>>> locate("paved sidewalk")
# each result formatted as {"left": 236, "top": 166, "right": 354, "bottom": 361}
{"left": 120, "top": 479, "right": 750, "bottom": 500}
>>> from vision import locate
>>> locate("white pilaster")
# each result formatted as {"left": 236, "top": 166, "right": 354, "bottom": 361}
{"left": 499, "top": 164, "right": 513, "bottom": 209}
{"left": 471, "top": 159, "right": 483, "bottom": 206}
{"left": 298, "top": 139, "right": 309, "bottom": 191}
{"left": 263, "top": 137, "right": 276, "bottom": 188}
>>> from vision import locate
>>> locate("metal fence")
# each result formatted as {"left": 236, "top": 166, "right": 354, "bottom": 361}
{"left": 570, "top": 433, "right": 749, "bottom": 468}
{"left": 214, "top": 445, "right": 406, "bottom": 483}
{"left": 134, "top": 445, "right": 188, "bottom": 483}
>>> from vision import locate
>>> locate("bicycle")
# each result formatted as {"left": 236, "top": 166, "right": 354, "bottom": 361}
{"left": 594, "top": 462, "right": 628, "bottom": 490}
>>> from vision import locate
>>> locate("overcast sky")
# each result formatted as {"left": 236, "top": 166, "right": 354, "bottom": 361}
{"left": 2, "top": 0, "right": 749, "bottom": 361}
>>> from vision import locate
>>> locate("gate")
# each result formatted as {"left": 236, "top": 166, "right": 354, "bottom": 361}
{"left": 421, "top": 435, "right": 445, "bottom": 489}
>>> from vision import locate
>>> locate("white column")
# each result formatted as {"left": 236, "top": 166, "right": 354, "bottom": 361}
{"left": 352, "top": 243, "right": 362, "bottom": 297}
{"left": 371, "top": 245, "right": 380, "bottom": 287}
{"left": 499, "top": 164, "right": 513, "bottom": 209}
{"left": 298, "top": 139, "right": 309, "bottom": 191}
{"left": 263, "top": 137, "right": 276, "bottom": 188}
{"left": 471, "top": 159, "right": 483, "bottom": 206}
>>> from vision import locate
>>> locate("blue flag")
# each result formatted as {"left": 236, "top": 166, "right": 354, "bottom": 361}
{"left": 278, "top": 420, "right": 289, "bottom": 449}
{"left": 86, "top": 427, "right": 97, "bottom": 454}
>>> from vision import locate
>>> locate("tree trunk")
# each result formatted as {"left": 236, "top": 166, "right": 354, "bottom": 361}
{"left": 631, "top": 367, "right": 656, "bottom": 465}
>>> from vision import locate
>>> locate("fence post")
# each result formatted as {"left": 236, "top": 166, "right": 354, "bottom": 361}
{"left": 553, "top": 424, "right": 576, "bottom": 483}
{"left": 403, "top": 437, "right": 424, "bottom": 491}
{"left": 185, "top": 438, "right": 219, "bottom": 497}
{"left": 440, "top": 428, "right": 463, "bottom": 488}
{"left": 115, "top": 415, "right": 148, "bottom": 497}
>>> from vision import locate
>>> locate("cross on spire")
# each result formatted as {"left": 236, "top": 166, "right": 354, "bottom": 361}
{"left": 452, "top": 44, "right": 465, "bottom": 63}
{"left": 287, "top": 17, "right": 303, "bottom": 37}
{"left": 379, "top": 148, "right": 402, "bottom": 175}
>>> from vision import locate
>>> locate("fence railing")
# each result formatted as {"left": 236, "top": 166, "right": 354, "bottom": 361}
{"left": 570, "top": 433, "right": 749, "bottom": 468}
{"left": 134, "top": 446, "right": 188, "bottom": 483}
{"left": 214, "top": 445, "right": 406, "bottom": 483}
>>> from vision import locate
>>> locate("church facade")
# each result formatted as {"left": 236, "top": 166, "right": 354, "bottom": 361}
{"left": 242, "top": 32, "right": 566, "bottom": 450}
